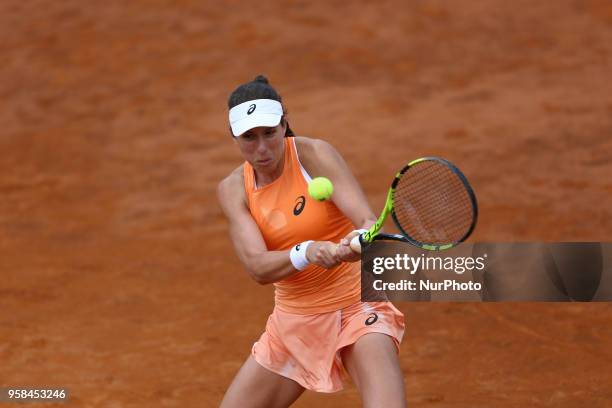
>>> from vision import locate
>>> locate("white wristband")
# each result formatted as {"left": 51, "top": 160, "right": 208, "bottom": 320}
{"left": 290, "top": 240, "right": 313, "bottom": 271}
{"left": 353, "top": 229, "right": 368, "bottom": 235}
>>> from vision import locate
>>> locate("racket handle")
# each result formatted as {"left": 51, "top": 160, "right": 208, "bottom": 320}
{"left": 350, "top": 235, "right": 362, "bottom": 254}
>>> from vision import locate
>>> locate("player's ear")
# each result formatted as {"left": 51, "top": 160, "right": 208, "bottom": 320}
{"left": 281, "top": 116, "right": 294, "bottom": 137}
{"left": 229, "top": 126, "right": 238, "bottom": 143}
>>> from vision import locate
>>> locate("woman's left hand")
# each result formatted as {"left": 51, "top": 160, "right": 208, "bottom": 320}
{"left": 335, "top": 230, "right": 362, "bottom": 263}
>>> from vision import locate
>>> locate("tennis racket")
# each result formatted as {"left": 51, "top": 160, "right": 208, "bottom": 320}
{"left": 350, "top": 157, "right": 478, "bottom": 252}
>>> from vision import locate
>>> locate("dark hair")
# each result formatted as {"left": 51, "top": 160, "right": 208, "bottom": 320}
{"left": 228, "top": 75, "right": 294, "bottom": 137}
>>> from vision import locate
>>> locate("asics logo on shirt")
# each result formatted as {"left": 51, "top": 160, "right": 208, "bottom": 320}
{"left": 293, "top": 196, "right": 306, "bottom": 216}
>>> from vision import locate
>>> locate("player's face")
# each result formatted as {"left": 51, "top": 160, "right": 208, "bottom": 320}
{"left": 236, "top": 122, "right": 286, "bottom": 172}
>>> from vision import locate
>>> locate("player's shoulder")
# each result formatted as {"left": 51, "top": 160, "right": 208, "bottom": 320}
{"left": 294, "top": 136, "right": 337, "bottom": 159}
{"left": 294, "top": 136, "right": 345, "bottom": 177}
{"left": 217, "top": 165, "right": 246, "bottom": 207}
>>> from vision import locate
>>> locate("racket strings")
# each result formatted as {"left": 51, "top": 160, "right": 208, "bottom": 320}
{"left": 393, "top": 161, "right": 473, "bottom": 245}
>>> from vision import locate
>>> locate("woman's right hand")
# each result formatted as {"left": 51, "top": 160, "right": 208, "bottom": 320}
{"left": 306, "top": 241, "right": 342, "bottom": 269}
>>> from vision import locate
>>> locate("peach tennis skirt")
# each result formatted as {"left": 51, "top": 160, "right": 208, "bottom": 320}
{"left": 251, "top": 301, "right": 405, "bottom": 393}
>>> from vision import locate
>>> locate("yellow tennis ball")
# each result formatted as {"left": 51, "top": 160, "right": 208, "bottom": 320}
{"left": 308, "top": 177, "right": 334, "bottom": 201}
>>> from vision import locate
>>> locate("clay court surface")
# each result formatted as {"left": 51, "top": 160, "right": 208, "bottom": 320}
{"left": 1, "top": 0, "right": 612, "bottom": 406}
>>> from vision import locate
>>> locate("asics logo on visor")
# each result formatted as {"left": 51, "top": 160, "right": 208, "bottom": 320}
{"left": 247, "top": 104, "right": 256, "bottom": 115}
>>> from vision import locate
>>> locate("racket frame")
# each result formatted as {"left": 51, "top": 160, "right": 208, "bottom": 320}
{"left": 359, "top": 157, "right": 478, "bottom": 251}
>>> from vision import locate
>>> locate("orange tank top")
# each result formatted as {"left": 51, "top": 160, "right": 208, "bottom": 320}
{"left": 243, "top": 137, "right": 360, "bottom": 314}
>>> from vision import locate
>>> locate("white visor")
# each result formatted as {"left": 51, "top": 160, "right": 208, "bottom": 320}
{"left": 229, "top": 99, "right": 283, "bottom": 137}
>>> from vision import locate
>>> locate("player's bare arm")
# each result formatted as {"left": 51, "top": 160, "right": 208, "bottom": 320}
{"left": 217, "top": 166, "right": 340, "bottom": 284}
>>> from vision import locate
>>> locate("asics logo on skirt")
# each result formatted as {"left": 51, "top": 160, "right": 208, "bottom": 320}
{"left": 365, "top": 313, "right": 378, "bottom": 326}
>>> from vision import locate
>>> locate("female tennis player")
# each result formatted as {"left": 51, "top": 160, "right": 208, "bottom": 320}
{"left": 217, "top": 75, "right": 406, "bottom": 408}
